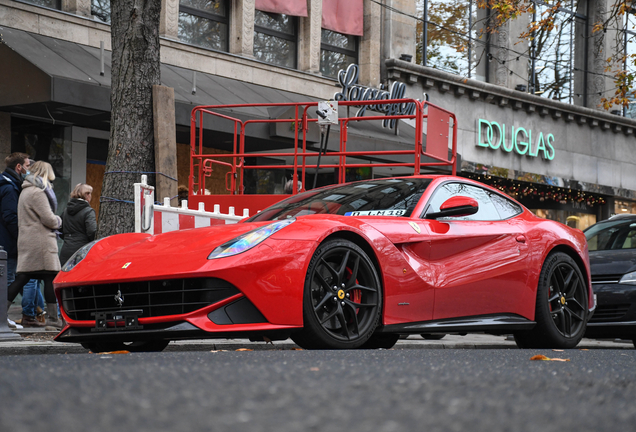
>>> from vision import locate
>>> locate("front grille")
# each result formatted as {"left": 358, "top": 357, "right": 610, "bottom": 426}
{"left": 588, "top": 304, "right": 630, "bottom": 323}
{"left": 591, "top": 274, "right": 622, "bottom": 284}
{"left": 61, "top": 278, "right": 240, "bottom": 321}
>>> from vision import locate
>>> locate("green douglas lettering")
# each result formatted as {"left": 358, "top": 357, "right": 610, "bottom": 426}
{"left": 490, "top": 122, "right": 503, "bottom": 150}
{"left": 503, "top": 126, "right": 515, "bottom": 152}
{"left": 515, "top": 127, "right": 529, "bottom": 155}
{"left": 478, "top": 119, "right": 491, "bottom": 147}
{"left": 545, "top": 133, "right": 555, "bottom": 160}
{"left": 477, "top": 119, "right": 556, "bottom": 161}
{"left": 535, "top": 132, "right": 546, "bottom": 158}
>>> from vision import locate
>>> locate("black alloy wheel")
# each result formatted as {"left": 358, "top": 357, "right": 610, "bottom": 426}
{"left": 291, "top": 239, "right": 382, "bottom": 349}
{"left": 514, "top": 252, "right": 588, "bottom": 349}
{"left": 81, "top": 340, "right": 170, "bottom": 353}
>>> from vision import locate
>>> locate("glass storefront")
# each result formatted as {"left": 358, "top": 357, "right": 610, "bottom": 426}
{"left": 615, "top": 199, "right": 636, "bottom": 215}
{"left": 10, "top": 117, "right": 72, "bottom": 216}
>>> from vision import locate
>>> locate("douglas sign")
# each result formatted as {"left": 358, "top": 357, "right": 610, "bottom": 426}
{"left": 477, "top": 118, "right": 556, "bottom": 161}
{"left": 334, "top": 64, "right": 416, "bottom": 129}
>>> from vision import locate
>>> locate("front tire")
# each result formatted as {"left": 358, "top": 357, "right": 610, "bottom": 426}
{"left": 514, "top": 252, "right": 588, "bottom": 349}
{"left": 291, "top": 239, "right": 382, "bottom": 349}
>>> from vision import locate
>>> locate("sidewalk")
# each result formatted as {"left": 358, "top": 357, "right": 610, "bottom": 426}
{"left": 3, "top": 304, "right": 634, "bottom": 351}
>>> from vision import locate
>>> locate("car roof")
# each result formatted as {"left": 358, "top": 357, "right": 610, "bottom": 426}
{"left": 608, "top": 214, "right": 636, "bottom": 220}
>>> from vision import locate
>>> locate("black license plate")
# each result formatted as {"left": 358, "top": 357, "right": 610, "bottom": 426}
{"left": 91, "top": 310, "right": 144, "bottom": 332}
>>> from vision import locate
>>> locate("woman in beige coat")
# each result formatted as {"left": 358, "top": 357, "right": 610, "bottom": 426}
{"left": 7, "top": 161, "right": 62, "bottom": 327}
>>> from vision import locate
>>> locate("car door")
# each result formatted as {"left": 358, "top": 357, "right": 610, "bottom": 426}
{"left": 417, "top": 182, "right": 530, "bottom": 320}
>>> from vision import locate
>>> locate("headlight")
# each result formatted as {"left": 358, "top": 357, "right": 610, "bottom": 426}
{"left": 62, "top": 239, "right": 101, "bottom": 272}
{"left": 619, "top": 271, "right": 636, "bottom": 285}
{"left": 208, "top": 218, "right": 295, "bottom": 259}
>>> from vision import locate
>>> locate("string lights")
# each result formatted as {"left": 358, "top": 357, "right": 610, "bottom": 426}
{"left": 468, "top": 173, "right": 607, "bottom": 207}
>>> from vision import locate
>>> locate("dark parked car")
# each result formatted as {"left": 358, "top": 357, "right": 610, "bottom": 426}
{"left": 584, "top": 214, "right": 636, "bottom": 346}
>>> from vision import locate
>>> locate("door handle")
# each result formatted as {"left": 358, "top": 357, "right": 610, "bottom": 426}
{"left": 515, "top": 234, "right": 526, "bottom": 244}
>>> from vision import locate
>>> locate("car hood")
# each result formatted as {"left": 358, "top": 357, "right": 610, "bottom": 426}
{"left": 54, "top": 222, "right": 275, "bottom": 285}
{"left": 588, "top": 249, "right": 636, "bottom": 276}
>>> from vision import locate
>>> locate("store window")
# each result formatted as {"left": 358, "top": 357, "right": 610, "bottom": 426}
{"left": 253, "top": 11, "right": 297, "bottom": 68}
{"left": 20, "top": 0, "right": 61, "bottom": 10}
{"left": 529, "top": 1, "right": 585, "bottom": 103}
{"left": 92, "top": 0, "right": 110, "bottom": 23}
{"left": 320, "top": 30, "right": 357, "bottom": 78}
{"left": 623, "top": 13, "right": 636, "bottom": 118}
{"left": 615, "top": 199, "right": 636, "bottom": 215}
{"left": 417, "top": 0, "right": 481, "bottom": 79}
{"left": 179, "top": 0, "right": 229, "bottom": 51}
{"left": 10, "top": 117, "right": 72, "bottom": 216}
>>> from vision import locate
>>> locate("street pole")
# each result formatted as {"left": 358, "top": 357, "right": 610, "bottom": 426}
{"left": 0, "top": 246, "right": 22, "bottom": 341}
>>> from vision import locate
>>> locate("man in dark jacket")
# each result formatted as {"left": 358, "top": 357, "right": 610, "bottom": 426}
{"left": 0, "top": 152, "right": 31, "bottom": 281}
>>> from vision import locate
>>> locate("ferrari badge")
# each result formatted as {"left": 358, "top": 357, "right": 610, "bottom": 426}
{"left": 409, "top": 222, "right": 421, "bottom": 234}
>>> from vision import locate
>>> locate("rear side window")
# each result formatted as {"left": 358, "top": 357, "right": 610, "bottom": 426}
{"left": 489, "top": 192, "right": 523, "bottom": 219}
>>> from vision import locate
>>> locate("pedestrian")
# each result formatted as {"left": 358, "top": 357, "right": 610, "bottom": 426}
{"left": 6, "top": 161, "right": 63, "bottom": 328}
{"left": 59, "top": 183, "right": 96, "bottom": 266}
{"left": 177, "top": 185, "right": 188, "bottom": 207}
{"left": 0, "top": 152, "right": 42, "bottom": 328}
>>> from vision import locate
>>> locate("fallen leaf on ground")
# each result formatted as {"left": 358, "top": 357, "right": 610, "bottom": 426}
{"left": 579, "top": 349, "right": 589, "bottom": 351}
{"left": 210, "top": 350, "right": 228, "bottom": 352}
{"left": 552, "top": 349, "right": 564, "bottom": 352}
{"left": 98, "top": 350, "right": 130, "bottom": 355}
{"left": 530, "top": 354, "right": 570, "bottom": 362}
{"left": 310, "top": 367, "right": 319, "bottom": 371}
{"left": 235, "top": 348, "right": 253, "bottom": 351}
{"left": 290, "top": 348, "right": 303, "bottom": 350}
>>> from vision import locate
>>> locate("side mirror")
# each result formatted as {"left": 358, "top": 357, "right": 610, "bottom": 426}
{"left": 426, "top": 196, "right": 479, "bottom": 220}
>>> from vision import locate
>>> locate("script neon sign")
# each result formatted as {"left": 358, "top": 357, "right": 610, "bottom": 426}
{"left": 477, "top": 119, "right": 556, "bottom": 161}
{"left": 334, "top": 64, "right": 417, "bottom": 129}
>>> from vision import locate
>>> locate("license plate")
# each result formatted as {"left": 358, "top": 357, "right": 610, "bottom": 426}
{"left": 91, "top": 309, "right": 144, "bottom": 332}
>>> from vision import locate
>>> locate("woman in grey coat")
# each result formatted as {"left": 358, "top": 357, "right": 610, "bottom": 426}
{"left": 6, "top": 161, "right": 62, "bottom": 327}
{"left": 59, "top": 183, "right": 96, "bottom": 266}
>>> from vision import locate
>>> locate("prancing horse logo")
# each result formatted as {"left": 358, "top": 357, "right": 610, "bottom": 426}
{"left": 114, "top": 289, "right": 124, "bottom": 307}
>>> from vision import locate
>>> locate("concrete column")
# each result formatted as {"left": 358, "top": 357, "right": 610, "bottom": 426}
{"left": 160, "top": 0, "right": 180, "bottom": 40}
{"left": 0, "top": 113, "right": 10, "bottom": 172}
{"left": 488, "top": 12, "right": 528, "bottom": 90}
{"left": 230, "top": 0, "right": 255, "bottom": 57}
{"left": 382, "top": 0, "right": 417, "bottom": 62}
{"left": 359, "top": 0, "right": 382, "bottom": 87}
{"left": 61, "top": 0, "right": 92, "bottom": 18}
{"left": 298, "top": 0, "right": 322, "bottom": 73}
{"left": 153, "top": 85, "right": 178, "bottom": 206}
{"left": 583, "top": 0, "right": 618, "bottom": 110}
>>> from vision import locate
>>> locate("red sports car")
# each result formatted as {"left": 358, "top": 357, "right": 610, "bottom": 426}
{"left": 53, "top": 176, "right": 595, "bottom": 351}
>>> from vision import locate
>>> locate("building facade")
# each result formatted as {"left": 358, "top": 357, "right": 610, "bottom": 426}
{"left": 0, "top": 0, "right": 635, "bottom": 230}
{"left": 386, "top": 0, "right": 636, "bottom": 229}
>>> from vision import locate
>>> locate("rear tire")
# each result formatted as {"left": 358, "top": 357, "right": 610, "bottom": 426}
{"left": 291, "top": 239, "right": 382, "bottom": 349}
{"left": 514, "top": 252, "right": 588, "bottom": 349}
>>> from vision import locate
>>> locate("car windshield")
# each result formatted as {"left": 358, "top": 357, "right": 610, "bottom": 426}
{"left": 248, "top": 178, "right": 432, "bottom": 222}
{"left": 584, "top": 218, "right": 636, "bottom": 251}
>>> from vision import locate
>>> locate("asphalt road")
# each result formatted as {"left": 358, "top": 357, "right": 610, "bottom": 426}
{"left": 1, "top": 347, "right": 635, "bottom": 432}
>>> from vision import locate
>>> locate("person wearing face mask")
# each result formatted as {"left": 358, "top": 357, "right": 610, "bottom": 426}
{"left": 6, "top": 161, "right": 63, "bottom": 328}
{"left": 0, "top": 153, "right": 43, "bottom": 328}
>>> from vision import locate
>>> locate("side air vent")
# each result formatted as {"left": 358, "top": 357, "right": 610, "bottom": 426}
{"left": 208, "top": 297, "right": 267, "bottom": 325}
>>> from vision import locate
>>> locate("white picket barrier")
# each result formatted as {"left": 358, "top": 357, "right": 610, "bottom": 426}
{"left": 133, "top": 175, "right": 249, "bottom": 235}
